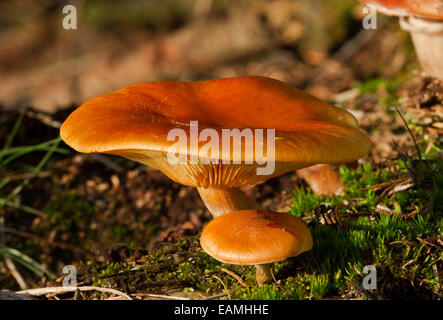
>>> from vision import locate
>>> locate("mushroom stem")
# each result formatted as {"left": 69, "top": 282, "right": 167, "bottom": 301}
{"left": 197, "top": 187, "right": 259, "bottom": 217}
{"left": 399, "top": 16, "right": 443, "bottom": 79}
{"left": 255, "top": 263, "right": 274, "bottom": 286}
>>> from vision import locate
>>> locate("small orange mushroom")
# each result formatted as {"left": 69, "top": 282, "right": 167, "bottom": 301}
{"left": 296, "top": 164, "right": 344, "bottom": 196}
{"left": 200, "top": 209, "right": 313, "bottom": 285}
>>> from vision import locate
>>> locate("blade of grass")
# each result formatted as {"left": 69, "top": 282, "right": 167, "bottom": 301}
{"left": 0, "top": 107, "right": 26, "bottom": 164}
{"left": 0, "top": 139, "right": 54, "bottom": 157}
{"left": 0, "top": 136, "right": 61, "bottom": 211}
{"left": 0, "top": 144, "right": 67, "bottom": 158}
{"left": 0, "top": 246, "right": 56, "bottom": 279}
{"left": 0, "top": 199, "right": 45, "bottom": 217}
{"left": 0, "top": 138, "right": 67, "bottom": 169}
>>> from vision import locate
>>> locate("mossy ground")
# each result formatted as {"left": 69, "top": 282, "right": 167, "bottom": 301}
{"left": 76, "top": 156, "right": 442, "bottom": 300}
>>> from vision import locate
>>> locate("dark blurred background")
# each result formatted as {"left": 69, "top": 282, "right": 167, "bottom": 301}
{"left": 0, "top": 0, "right": 417, "bottom": 113}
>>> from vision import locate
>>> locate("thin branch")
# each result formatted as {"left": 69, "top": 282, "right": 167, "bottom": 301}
{"left": 221, "top": 267, "right": 246, "bottom": 287}
{"left": 17, "top": 286, "right": 132, "bottom": 300}
{"left": 0, "top": 290, "right": 34, "bottom": 300}
{"left": 202, "top": 292, "right": 228, "bottom": 300}
{"left": 5, "top": 258, "right": 28, "bottom": 290}
{"left": 131, "top": 293, "right": 189, "bottom": 300}
{"left": 26, "top": 110, "right": 61, "bottom": 129}
{"left": 361, "top": 177, "right": 410, "bottom": 191}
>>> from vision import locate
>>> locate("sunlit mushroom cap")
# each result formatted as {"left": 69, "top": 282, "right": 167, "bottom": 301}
{"left": 60, "top": 76, "right": 372, "bottom": 187}
{"left": 200, "top": 210, "right": 313, "bottom": 265}
{"left": 360, "top": 0, "right": 443, "bottom": 18}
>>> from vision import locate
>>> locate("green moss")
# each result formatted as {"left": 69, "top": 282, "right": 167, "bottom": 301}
{"left": 78, "top": 155, "right": 442, "bottom": 300}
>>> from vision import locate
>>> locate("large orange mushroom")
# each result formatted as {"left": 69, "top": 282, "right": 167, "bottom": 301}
{"left": 61, "top": 76, "right": 372, "bottom": 284}
{"left": 61, "top": 76, "right": 371, "bottom": 217}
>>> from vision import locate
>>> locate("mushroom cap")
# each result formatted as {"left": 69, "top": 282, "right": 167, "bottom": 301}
{"left": 297, "top": 164, "right": 343, "bottom": 196}
{"left": 360, "top": 0, "right": 443, "bottom": 19}
{"left": 407, "top": 0, "right": 443, "bottom": 19}
{"left": 60, "top": 76, "right": 372, "bottom": 188}
{"left": 200, "top": 210, "right": 313, "bottom": 265}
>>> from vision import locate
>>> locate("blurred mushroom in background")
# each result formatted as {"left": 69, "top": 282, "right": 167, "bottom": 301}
{"left": 296, "top": 164, "right": 344, "bottom": 196}
{"left": 360, "top": 0, "right": 443, "bottom": 79}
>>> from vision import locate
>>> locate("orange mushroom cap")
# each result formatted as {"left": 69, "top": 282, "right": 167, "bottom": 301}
{"left": 200, "top": 209, "right": 313, "bottom": 265}
{"left": 60, "top": 76, "right": 372, "bottom": 188}
{"left": 360, "top": 0, "right": 443, "bottom": 19}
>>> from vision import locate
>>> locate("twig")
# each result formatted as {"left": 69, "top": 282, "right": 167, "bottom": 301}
{"left": 416, "top": 237, "right": 439, "bottom": 249}
{"left": 220, "top": 267, "right": 246, "bottom": 287}
{"left": 402, "top": 259, "right": 415, "bottom": 269}
{"left": 380, "top": 183, "right": 397, "bottom": 198}
{"left": 5, "top": 258, "right": 28, "bottom": 290}
{"left": 0, "top": 290, "right": 34, "bottom": 300}
{"left": 131, "top": 293, "right": 189, "bottom": 300}
{"left": 270, "top": 267, "right": 284, "bottom": 291}
{"left": 361, "top": 177, "right": 410, "bottom": 191}
{"left": 387, "top": 182, "right": 414, "bottom": 196}
{"left": 17, "top": 286, "right": 133, "bottom": 300}
{"left": 26, "top": 111, "right": 61, "bottom": 129}
{"left": 390, "top": 240, "right": 416, "bottom": 247}
{"left": 202, "top": 292, "right": 228, "bottom": 300}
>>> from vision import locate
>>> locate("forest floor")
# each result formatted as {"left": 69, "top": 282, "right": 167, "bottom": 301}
{"left": 0, "top": 0, "right": 442, "bottom": 300}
